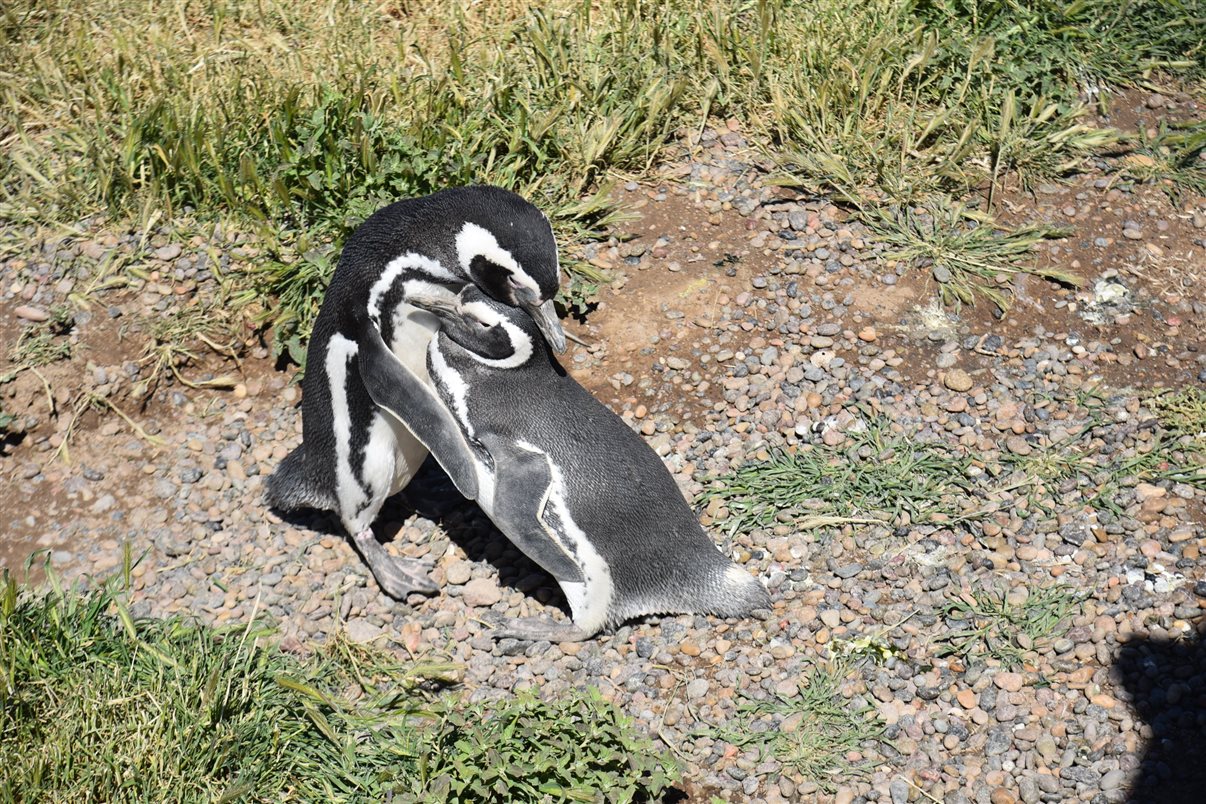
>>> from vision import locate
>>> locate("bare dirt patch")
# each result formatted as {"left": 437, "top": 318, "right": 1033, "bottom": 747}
{"left": 566, "top": 189, "right": 781, "bottom": 426}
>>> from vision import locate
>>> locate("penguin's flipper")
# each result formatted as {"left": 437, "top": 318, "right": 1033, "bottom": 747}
{"left": 352, "top": 529, "right": 438, "bottom": 598}
{"left": 488, "top": 616, "right": 592, "bottom": 643}
{"left": 489, "top": 443, "right": 584, "bottom": 584}
{"left": 357, "top": 315, "right": 479, "bottom": 501}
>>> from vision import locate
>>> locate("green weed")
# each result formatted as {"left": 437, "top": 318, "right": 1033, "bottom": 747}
{"left": 1146, "top": 386, "right": 1206, "bottom": 437}
{"left": 409, "top": 689, "right": 677, "bottom": 802}
{"left": 864, "top": 197, "right": 1078, "bottom": 311}
{"left": 936, "top": 584, "right": 1084, "bottom": 667}
{"left": 1116, "top": 120, "right": 1206, "bottom": 203}
{"left": 7, "top": 305, "right": 74, "bottom": 368}
{"left": 701, "top": 413, "right": 977, "bottom": 534}
{"left": 712, "top": 660, "right": 883, "bottom": 792}
{"left": 0, "top": 563, "right": 677, "bottom": 802}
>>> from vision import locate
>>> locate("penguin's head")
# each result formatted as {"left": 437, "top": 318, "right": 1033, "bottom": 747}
{"left": 418, "top": 286, "right": 540, "bottom": 369}
{"left": 453, "top": 188, "right": 566, "bottom": 354}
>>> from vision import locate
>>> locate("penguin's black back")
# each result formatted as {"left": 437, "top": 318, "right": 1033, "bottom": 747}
{"left": 439, "top": 332, "right": 769, "bottom": 621}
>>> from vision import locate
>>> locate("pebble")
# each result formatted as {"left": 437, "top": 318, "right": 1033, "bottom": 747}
{"left": 445, "top": 561, "right": 472, "bottom": 585}
{"left": 462, "top": 578, "right": 502, "bottom": 608}
{"left": 944, "top": 368, "right": 973, "bottom": 392}
{"left": 14, "top": 305, "right": 49, "bottom": 322}
{"left": 993, "top": 672, "right": 1024, "bottom": 693}
{"left": 344, "top": 619, "right": 383, "bottom": 643}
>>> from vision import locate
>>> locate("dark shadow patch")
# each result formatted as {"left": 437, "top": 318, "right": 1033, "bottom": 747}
{"left": 1115, "top": 623, "right": 1206, "bottom": 804}
{"left": 1, "top": 427, "right": 28, "bottom": 456}
{"left": 378, "top": 456, "right": 571, "bottom": 618}
{"left": 268, "top": 502, "right": 343, "bottom": 535}
{"left": 263, "top": 454, "right": 569, "bottom": 616}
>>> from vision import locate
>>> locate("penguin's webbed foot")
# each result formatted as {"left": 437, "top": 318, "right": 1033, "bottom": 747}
{"left": 488, "top": 615, "right": 592, "bottom": 643}
{"left": 352, "top": 530, "right": 438, "bottom": 599}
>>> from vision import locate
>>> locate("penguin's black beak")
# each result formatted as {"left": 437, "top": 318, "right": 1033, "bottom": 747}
{"left": 525, "top": 299, "right": 567, "bottom": 354}
{"left": 408, "top": 293, "right": 460, "bottom": 320}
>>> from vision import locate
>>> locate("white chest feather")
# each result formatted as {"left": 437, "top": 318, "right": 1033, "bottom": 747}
{"left": 377, "top": 302, "right": 440, "bottom": 494}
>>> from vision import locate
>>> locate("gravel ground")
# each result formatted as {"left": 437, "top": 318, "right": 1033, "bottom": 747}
{"left": 3, "top": 93, "right": 1206, "bottom": 802}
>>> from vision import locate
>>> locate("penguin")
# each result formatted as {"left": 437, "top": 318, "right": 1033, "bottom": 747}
{"left": 265, "top": 186, "right": 567, "bottom": 599}
{"left": 352, "top": 286, "right": 771, "bottom": 641}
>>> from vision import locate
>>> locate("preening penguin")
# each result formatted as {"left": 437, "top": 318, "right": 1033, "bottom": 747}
{"left": 356, "top": 287, "right": 771, "bottom": 642}
{"left": 265, "top": 186, "right": 567, "bottom": 599}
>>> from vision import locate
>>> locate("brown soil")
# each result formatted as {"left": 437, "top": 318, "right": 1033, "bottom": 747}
{"left": 566, "top": 189, "right": 780, "bottom": 427}
{"left": 568, "top": 88, "right": 1204, "bottom": 405}
{"left": 0, "top": 288, "right": 262, "bottom": 578}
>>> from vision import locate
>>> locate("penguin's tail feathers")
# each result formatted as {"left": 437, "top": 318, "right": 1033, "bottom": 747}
{"left": 264, "top": 446, "right": 335, "bottom": 513}
{"left": 616, "top": 561, "right": 771, "bottom": 629}
{"left": 709, "top": 563, "right": 773, "bottom": 617}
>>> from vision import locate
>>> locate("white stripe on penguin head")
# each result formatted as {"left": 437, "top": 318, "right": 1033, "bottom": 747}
{"left": 367, "top": 252, "right": 452, "bottom": 321}
{"left": 460, "top": 300, "right": 533, "bottom": 369}
{"left": 427, "top": 338, "right": 475, "bottom": 440}
{"left": 455, "top": 221, "right": 542, "bottom": 300}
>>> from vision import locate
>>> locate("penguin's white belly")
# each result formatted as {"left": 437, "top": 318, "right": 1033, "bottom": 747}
{"left": 382, "top": 303, "right": 440, "bottom": 495}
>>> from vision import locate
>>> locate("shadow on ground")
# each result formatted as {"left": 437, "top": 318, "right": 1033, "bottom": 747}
{"left": 270, "top": 456, "right": 569, "bottom": 615}
{"left": 1115, "top": 623, "right": 1206, "bottom": 804}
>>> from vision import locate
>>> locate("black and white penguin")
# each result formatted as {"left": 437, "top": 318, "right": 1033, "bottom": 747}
{"left": 265, "top": 186, "right": 567, "bottom": 598}
{"left": 354, "top": 286, "right": 771, "bottom": 641}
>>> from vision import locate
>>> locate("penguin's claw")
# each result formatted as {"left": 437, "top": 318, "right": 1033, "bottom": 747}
{"left": 352, "top": 531, "right": 438, "bottom": 599}
{"left": 488, "top": 616, "right": 591, "bottom": 643}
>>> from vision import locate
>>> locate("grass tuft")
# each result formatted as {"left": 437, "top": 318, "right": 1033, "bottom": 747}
{"left": 133, "top": 299, "right": 243, "bottom": 399}
{"left": 1003, "top": 392, "right": 1206, "bottom": 514}
{"left": 7, "top": 304, "right": 75, "bottom": 368}
{"left": 1115, "top": 120, "right": 1206, "bottom": 204}
{"left": 712, "top": 660, "right": 883, "bottom": 792}
{"left": 936, "top": 584, "right": 1084, "bottom": 667}
{"left": 701, "top": 414, "right": 977, "bottom": 534}
{"left": 1146, "top": 386, "right": 1206, "bottom": 437}
{"left": 864, "top": 197, "right": 1078, "bottom": 311}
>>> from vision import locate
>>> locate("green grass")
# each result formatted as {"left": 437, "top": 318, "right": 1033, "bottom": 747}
{"left": 700, "top": 414, "right": 977, "bottom": 534}
{"left": 935, "top": 584, "right": 1084, "bottom": 668}
{"left": 7, "top": 304, "right": 74, "bottom": 368}
{"left": 1146, "top": 386, "right": 1206, "bottom": 437}
{"left": 864, "top": 197, "right": 1078, "bottom": 311}
{"left": 2, "top": 0, "right": 1202, "bottom": 351}
{"left": 414, "top": 690, "right": 677, "bottom": 802}
{"left": 711, "top": 660, "right": 884, "bottom": 792}
{"left": 1003, "top": 391, "right": 1206, "bottom": 514}
{"left": 1115, "top": 120, "right": 1206, "bottom": 203}
{"left": 0, "top": 564, "right": 677, "bottom": 802}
